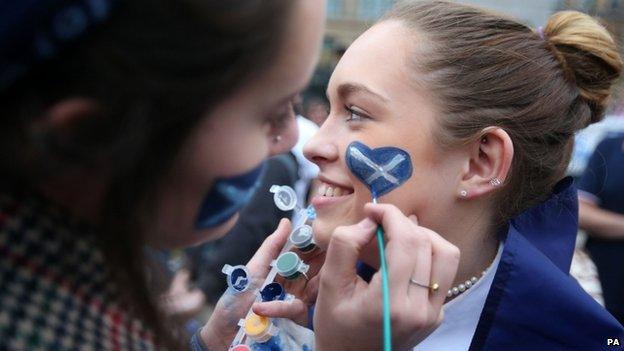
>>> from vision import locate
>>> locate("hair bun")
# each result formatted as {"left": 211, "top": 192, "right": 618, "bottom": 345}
{"left": 543, "top": 11, "right": 622, "bottom": 124}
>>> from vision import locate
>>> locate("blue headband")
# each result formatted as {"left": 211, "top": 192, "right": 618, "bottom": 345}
{"left": 0, "top": 0, "right": 119, "bottom": 92}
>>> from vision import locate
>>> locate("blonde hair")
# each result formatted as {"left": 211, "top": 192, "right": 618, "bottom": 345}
{"left": 384, "top": 1, "right": 622, "bottom": 221}
{"left": 543, "top": 11, "right": 623, "bottom": 122}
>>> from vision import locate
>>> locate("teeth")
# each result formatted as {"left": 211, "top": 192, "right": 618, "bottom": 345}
{"left": 326, "top": 187, "right": 334, "bottom": 197}
{"left": 318, "top": 183, "right": 327, "bottom": 196}
{"left": 318, "top": 181, "right": 353, "bottom": 197}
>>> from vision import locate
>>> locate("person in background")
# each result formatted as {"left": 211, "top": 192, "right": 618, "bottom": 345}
{"left": 578, "top": 133, "right": 624, "bottom": 324}
{"left": 303, "top": 95, "right": 330, "bottom": 126}
{"left": 293, "top": 94, "right": 321, "bottom": 206}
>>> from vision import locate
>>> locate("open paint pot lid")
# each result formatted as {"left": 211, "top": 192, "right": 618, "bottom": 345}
{"left": 270, "top": 185, "right": 297, "bottom": 211}
{"left": 289, "top": 225, "right": 314, "bottom": 248}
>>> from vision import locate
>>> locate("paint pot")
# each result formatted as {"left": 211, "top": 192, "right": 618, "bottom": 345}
{"left": 289, "top": 225, "right": 316, "bottom": 252}
{"left": 273, "top": 252, "right": 309, "bottom": 280}
{"left": 240, "top": 312, "right": 279, "bottom": 343}
{"left": 231, "top": 345, "right": 252, "bottom": 351}
{"left": 270, "top": 185, "right": 297, "bottom": 211}
{"left": 259, "top": 282, "right": 286, "bottom": 302}
{"left": 222, "top": 264, "right": 251, "bottom": 293}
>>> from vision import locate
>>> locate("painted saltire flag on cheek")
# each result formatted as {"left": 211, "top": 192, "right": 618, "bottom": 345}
{"left": 345, "top": 141, "right": 413, "bottom": 197}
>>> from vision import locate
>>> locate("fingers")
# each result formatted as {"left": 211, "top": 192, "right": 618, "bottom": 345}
{"left": 412, "top": 216, "right": 460, "bottom": 309}
{"left": 252, "top": 299, "right": 309, "bottom": 326}
{"left": 304, "top": 275, "right": 320, "bottom": 304}
{"left": 246, "top": 218, "right": 292, "bottom": 278}
{"left": 364, "top": 204, "right": 431, "bottom": 302}
{"left": 321, "top": 218, "right": 377, "bottom": 294}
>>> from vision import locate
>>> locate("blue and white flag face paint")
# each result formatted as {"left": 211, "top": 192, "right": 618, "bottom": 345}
{"left": 345, "top": 141, "right": 413, "bottom": 198}
{"left": 195, "top": 161, "right": 266, "bottom": 229}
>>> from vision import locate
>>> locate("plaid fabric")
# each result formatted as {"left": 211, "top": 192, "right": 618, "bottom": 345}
{"left": 0, "top": 193, "right": 157, "bottom": 350}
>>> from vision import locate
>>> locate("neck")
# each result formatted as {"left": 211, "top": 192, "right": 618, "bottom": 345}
{"left": 434, "top": 205, "right": 500, "bottom": 291}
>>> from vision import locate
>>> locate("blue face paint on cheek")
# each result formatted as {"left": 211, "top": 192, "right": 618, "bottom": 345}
{"left": 195, "top": 161, "right": 267, "bottom": 229}
{"left": 345, "top": 141, "right": 413, "bottom": 198}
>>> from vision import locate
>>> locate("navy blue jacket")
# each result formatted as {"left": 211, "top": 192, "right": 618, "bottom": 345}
{"left": 356, "top": 178, "right": 624, "bottom": 350}
{"left": 472, "top": 177, "right": 623, "bottom": 350}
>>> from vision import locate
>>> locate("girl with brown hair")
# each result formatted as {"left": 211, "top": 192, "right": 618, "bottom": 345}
{"left": 0, "top": 0, "right": 462, "bottom": 349}
{"left": 257, "top": 1, "right": 624, "bottom": 349}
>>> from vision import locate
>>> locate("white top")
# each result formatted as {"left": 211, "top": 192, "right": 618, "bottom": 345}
{"left": 414, "top": 243, "right": 504, "bottom": 351}
{"left": 292, "top": 116, "right": 319, "bottom": 206}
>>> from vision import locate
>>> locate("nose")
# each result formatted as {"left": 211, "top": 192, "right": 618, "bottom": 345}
{"left": 303, "top": 120, "right": 339, "bottom": 167}
{"left": 268, "top": 115, "right": 299, "bottom": 156}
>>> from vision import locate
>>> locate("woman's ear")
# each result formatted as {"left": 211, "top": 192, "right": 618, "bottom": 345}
{"left": 32, "top": 97, "right": 105, "bottom": 161}
{"left": 458, "top": 127, "right": 513, "bottom": 199}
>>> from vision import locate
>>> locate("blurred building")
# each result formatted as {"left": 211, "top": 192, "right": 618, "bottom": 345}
{"left": 323, "top": 0, "right": 623, "bottom": 57}
{"left": 325, "top": 0, "right": 393, "bottom": 49}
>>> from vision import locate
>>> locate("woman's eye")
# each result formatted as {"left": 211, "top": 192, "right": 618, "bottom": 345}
{"left": 345, "top": 105, "right": 370, "bottom": 122}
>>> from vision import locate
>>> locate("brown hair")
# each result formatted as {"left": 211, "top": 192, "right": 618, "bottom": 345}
{"left": 0, "top": 0, "right": 293, "bottom": 348}
{"left": 383, "top": 0, "right": 622, "bottom": 221}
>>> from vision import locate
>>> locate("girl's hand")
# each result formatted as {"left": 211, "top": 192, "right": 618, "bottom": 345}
{"left": 251, "top": 247, "right": 326, "bottom": 326}
{"left": 200, "top": 218, "right": 292, "bottom": 350}
{"left": 314, "top": 203, "right": 460, "bottom": 351}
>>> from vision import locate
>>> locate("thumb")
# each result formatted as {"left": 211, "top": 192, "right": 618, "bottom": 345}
{"left": 246, "top": 218, "right": 292, "bottom": 277}
{"left": 252, "top": 299, "right": 309, "bottom": 326}
{"left": 322, "top": 218, "right": 377, "bottom": 292}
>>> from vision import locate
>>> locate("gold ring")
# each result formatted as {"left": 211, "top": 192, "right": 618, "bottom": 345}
{"left": 410, "top": 278, "right": 439, "bottom": 292}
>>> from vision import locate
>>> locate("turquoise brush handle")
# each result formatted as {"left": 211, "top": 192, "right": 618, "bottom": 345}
{"left": 376, "top": 224, "right": 392, "bottom": 351}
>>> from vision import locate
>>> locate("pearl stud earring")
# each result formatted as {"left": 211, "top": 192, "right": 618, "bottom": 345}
{"left": 460, "top": 190, "right": 468, "bottom": 198}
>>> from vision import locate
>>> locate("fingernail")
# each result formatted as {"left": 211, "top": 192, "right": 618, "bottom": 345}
{"left": 358, "top": 218, "right": 377, "bottom": 229}
{"left": 408, "top": 215, "right": 418, "bottom": 224}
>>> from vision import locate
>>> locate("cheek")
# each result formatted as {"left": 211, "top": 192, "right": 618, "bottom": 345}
{"left": 203, "top": 119, "right": 269, "bottom": 176}
{"left": 147, "top": 115, "right": 270, "bottom": 249}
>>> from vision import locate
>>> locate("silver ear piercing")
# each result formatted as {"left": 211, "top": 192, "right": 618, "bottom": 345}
{"left": 460, "top": 190, "right": 468, "bottom": 198}
{"left": 273, "top": 135, "right": 282, "bottom": 143}
{"left": 490, "top": 178, "right": 502, "bottom": 187}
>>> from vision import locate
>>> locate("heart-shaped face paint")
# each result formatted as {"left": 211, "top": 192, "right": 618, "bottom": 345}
{"left": 346, "top": 141, "right": 413, "bottom": 198}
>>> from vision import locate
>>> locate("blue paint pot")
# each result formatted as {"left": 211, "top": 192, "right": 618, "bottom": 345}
{"left": 260, "top": 282, "right": 286, "bottom": 302}
{"left": 222, "top": 264, "right": 251, "bottom": 293}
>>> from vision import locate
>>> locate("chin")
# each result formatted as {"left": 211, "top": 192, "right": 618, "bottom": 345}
{"left": 157, "top": 213, "right": 240, "bottom": 250}
{"left": 312, "top": 213, "right": 361, "bottom": 250}
{"left": 195, "top": 213, "right": 240, "bottom": 245}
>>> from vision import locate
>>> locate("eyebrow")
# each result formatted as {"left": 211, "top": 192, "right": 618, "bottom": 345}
{"left": 332, "top": 82, "right": 390, "bottom": 104}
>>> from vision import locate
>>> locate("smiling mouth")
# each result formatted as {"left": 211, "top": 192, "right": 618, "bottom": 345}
{"left": 310, "top": 180, "right": 355, "bottom": 210}
{"left": 317, "top": 181, "right": 354, "bottom": 198}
